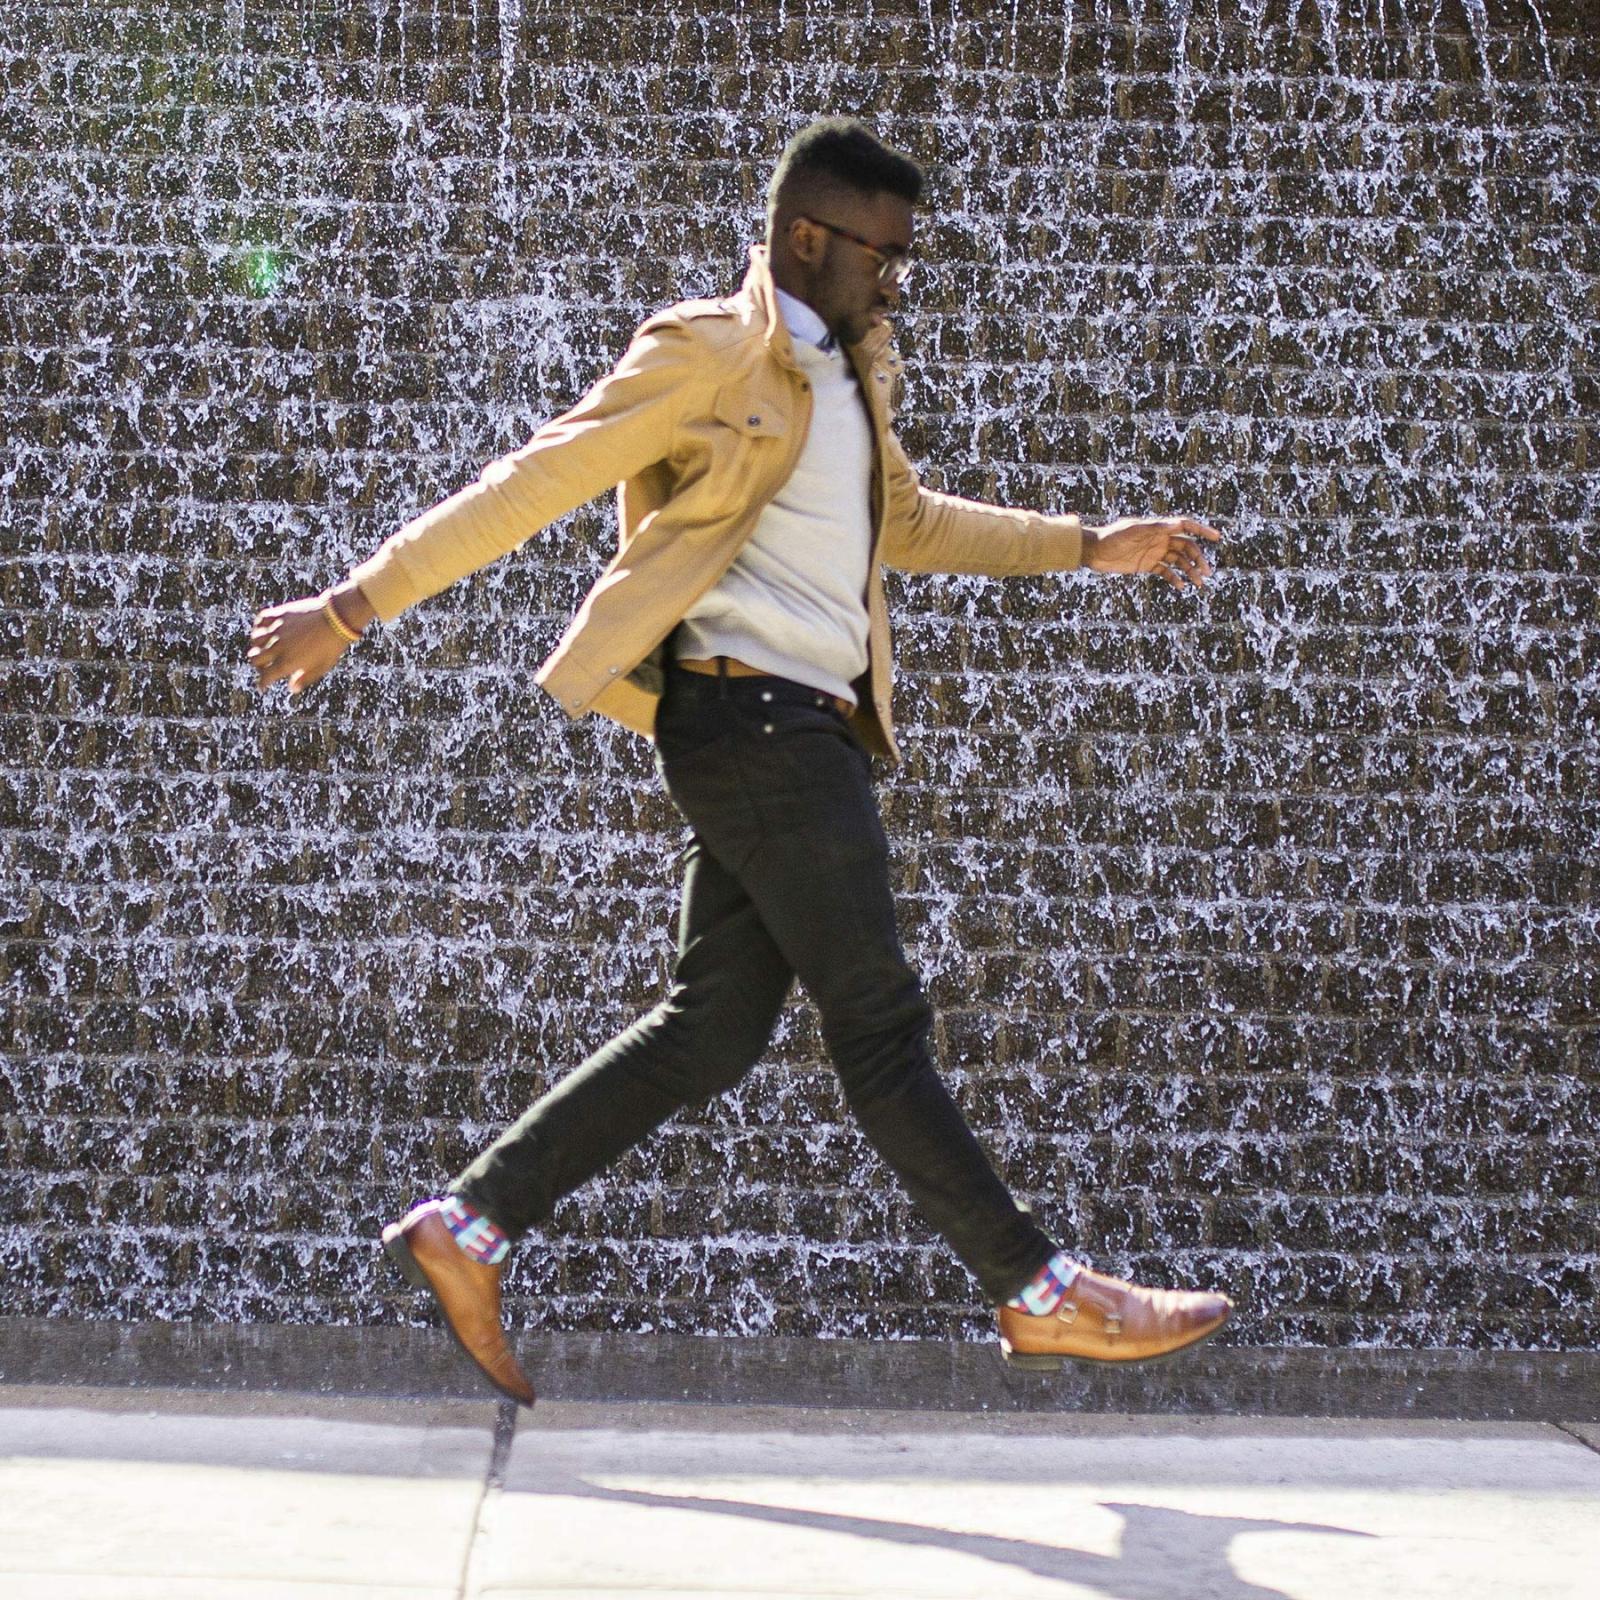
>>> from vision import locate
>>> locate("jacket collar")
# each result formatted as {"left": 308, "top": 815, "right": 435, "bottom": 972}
{"left": 741, "top": 243, "right": 893, "bottom": 367}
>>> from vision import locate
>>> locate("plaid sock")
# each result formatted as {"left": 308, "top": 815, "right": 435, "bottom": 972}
{"left": 438, "top": 1194, "right": 510, "bottom": 1265}
{"left": 1006, "top": 1250, "right": 1082, "bottom": 1315}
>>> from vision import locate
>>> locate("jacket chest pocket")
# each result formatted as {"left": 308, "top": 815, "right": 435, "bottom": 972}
{"left": 713, "top": 385, "right": 789, "bottom": 440}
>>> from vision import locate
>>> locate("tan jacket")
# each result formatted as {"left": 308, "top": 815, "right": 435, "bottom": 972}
{"left": 349, "top": 245, "right": 1085, "bottom": 761}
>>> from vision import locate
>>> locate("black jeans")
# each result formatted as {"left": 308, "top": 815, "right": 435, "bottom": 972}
{"left": 449, "top": 663, "right": 1055, "bottom": 1304}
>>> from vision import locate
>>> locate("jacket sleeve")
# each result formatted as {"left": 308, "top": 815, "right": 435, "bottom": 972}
{"left": 349, "top": 316, "right": 696, "bottom": 622}
{"left": 875, "top": 429, "right": 1085, "bottom": 577}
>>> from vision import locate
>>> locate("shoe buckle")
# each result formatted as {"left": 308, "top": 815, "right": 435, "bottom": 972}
{"left": 1105, "top": 1312, "right": 1122, "bottom": 1339}
{"left": 1054, "top": 1300, "right": 1079, "bottom": 1325}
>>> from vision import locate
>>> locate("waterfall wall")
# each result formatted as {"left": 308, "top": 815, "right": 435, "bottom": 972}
{"left": 1, "top": 0, "right": 1596, "bottom": 1349}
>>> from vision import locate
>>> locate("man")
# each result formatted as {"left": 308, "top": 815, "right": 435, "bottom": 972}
{"left": 249, "top": 120, "right": 1229, "bottom": 1408}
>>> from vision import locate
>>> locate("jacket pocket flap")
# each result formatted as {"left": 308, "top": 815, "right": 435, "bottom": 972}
{"left": 713, "top": 386, "right": 787, "bottom": 438}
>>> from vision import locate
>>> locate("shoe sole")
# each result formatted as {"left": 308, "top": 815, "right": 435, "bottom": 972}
{"left": 1000, "top": 1307, "right": 1232, "bottom": 1373}
{"left": 381, "top": 1224, "right": 536, "bottom": 1409}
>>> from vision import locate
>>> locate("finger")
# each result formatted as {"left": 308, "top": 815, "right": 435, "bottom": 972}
{"left": 1169, "top": 538, "right": 1216, "bottom": 576}
{"left": 287, "top": 661, "right": 332, "bottom": 696}
{"left": 255, "top": 645, "right": 303, "bottom": 685}
{"left": 1179, "top": 518, "right": 1223, "bottom": 541}
{"left": 1157, "top": 554, "right": 1208, "bottom": 591}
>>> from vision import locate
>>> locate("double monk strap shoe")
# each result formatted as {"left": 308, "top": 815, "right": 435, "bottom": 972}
{"left": 382, "top": 1200, "right": 536, "bottom": 1407}
{"left": 997, "top": 1266, "right": 1232, "bottom": 1369}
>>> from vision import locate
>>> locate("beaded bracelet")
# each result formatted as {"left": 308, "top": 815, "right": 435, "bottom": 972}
{"left": 320, "top": 592, "right": 362, "bottom": 645}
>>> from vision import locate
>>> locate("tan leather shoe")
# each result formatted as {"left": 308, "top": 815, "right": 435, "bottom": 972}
{"left": 382, "top": 1200, "right": 536, "bottom": 1407}
{"left": 997, "top": 1265, "right": 1232, "bottom": 1369}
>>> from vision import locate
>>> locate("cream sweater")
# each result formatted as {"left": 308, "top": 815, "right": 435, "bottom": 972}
{"left": 674, "top": 289, "right": 873, "bottom": 705}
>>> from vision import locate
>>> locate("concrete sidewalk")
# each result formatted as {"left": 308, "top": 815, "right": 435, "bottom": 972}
{"left": 2, "top": 1385, "right": 1597, "bottom": 1599}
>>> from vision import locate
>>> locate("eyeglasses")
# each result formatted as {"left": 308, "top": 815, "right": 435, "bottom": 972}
{"left": 798, "top": 215, "right": 913, "bottom": 286}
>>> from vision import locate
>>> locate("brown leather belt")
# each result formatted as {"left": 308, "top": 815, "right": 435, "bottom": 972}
{"left": 676, "top": 656, "right": 853, "bottom": 718}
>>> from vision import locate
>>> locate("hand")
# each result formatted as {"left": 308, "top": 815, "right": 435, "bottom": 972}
{"left": 1083, "top": 515, "right": 1222, "bottom": 590}
{"left": 247, "top": 588, "right": 366, "bottom": 697}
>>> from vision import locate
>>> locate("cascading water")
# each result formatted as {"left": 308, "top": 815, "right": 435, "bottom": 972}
{"left": 0, "top": 0, "right": 1594, "bottom": 1350}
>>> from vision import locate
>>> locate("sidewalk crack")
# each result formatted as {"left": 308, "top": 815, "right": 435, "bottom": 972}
{"left": 458, "top": 1399, "right": 519, "bottom": 1600}
{"left": 1551, "top": 1421, "right": 1600, "bottom": 1457}
{"left": 487, "top": 1396, "right": 518, "bottom": 1486}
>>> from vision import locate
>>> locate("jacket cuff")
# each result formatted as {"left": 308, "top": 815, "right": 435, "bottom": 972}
{"left": 1031, "top": 512, "right": 1084, "bottom": 572}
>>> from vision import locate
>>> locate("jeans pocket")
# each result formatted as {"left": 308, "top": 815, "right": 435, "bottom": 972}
{"left": 654, "top": 693, "right": 742, "bottom": 763}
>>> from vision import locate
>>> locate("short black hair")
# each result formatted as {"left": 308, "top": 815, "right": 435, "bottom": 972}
{"left": 766, "top": 118, "right": 924, "bottom": 226}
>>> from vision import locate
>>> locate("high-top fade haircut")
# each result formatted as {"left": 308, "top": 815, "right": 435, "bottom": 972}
{"left": 766, "top": 118, "right": 925, "bottom": 235}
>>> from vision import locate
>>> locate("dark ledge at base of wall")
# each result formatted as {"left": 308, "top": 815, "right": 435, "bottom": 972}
{"left": 1, "top": 1319, "right": 1595, "bottom": 1421}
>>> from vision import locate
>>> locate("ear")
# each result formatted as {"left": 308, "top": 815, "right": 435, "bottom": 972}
{"left": 785, "top": 214, "right": 827, "bottom": 267}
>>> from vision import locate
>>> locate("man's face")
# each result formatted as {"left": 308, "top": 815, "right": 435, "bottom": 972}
{"left": 788, "top": 189, "right": 915, "bottom": 347}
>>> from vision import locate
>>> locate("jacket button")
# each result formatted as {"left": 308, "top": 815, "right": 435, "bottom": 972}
{"left": 747, "top": 414, "right": 761, "bottom": 426}
{"left": 875, "top": 373, "right": 887, "bottom": 383}
{"left": 607, "top": 665, "right": 618, "bottom": 674}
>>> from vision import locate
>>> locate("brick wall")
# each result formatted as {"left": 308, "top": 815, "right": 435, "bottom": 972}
{"left": 1, "top": 0, "right": 1595, "bottom": 1349}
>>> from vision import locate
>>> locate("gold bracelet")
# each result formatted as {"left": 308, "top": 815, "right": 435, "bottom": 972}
{"left": 320, "top": 592, "right": 362, "bottom": 645}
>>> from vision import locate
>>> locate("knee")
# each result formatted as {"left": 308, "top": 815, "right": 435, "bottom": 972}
{"left": 640, "top": 981, "right": 781, "bottom": 1100}
{"left": 820, "top": 973, "right": 934, "bottom": 1086}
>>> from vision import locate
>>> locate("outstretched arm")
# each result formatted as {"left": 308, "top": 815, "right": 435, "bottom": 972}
{"left": 876, "top": 432, "right": 1085, "bottom": 576}
{"left": 247, "top": 314, "right": 696, "bottom": 698}
{"left": 878, "top": 431, "right": 1221, "bottom": 588}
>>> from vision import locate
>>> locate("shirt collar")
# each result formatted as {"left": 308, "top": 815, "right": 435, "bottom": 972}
{"left": 774, "top": 286, "right": 836, "bottom": 352}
